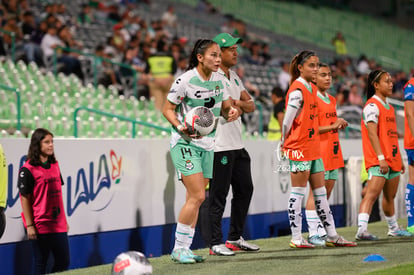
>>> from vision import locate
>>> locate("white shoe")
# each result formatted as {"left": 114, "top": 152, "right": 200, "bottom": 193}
{"left": 226, "top": 237, "right": 260, "bottom": 251}
{"left": 209, "top": 244, "right": 235, "bottom": 256}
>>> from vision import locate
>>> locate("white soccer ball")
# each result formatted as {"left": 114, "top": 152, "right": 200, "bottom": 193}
{"left": 112, "top": 251, "right": 152, "bottom": 275}
{"left": 184, "top": 106, "right": 215, "bottom": 137}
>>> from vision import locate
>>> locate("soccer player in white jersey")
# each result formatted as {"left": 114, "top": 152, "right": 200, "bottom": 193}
{"left": 207, "top": 33, "right": 259, "bottom": 256}
{"left": 163, "top": 39, "right": 239, "bottom": 264}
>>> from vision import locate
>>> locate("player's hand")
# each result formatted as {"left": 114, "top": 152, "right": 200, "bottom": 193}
{"left": 337, "top": 118, "right": 348, "bottom": 129}
{"left": 401, "top": 163, "right": 405, "bottom": 174}
{"left": 277, "top": 140, "right": 286, "bottom": 160}
{"left": 27, "top": 226, "right": 37, "bottom": 240}
{"left": 177, "top": 124, "right": 189, "bottom": 135}
{"left": 227, "top": 106, "right": 239, "bottom": 122}
{"left": 334, "top": 118, "right": 348, "bottom": 130}
{"left": 379, "top": 159, "right": 389, "bottom": 174}
{"left": 178, "top": 124, "right": 203, "bottom": 139}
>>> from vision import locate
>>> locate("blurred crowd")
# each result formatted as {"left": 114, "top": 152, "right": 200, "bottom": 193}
{"left": 0, "top": 0, "right": 410, "bottom": 115}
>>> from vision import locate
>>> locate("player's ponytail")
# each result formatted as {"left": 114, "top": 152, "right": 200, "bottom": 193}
{"left": 187, "top": 39, "right": 217, "bottom": 71}
{"left": 366, "top": 70, "right": 386, "bottom": 99}
{"left": 289, "top": 50, "right": 316, "bottom": 85}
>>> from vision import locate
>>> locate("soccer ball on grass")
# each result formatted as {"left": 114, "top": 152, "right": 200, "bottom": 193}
{"left": 112, "top": 251, "right": 152, "bottom": 275}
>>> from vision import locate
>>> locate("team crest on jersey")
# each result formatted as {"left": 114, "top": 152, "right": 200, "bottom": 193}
{"left": 185, "top": 160, "right": 194, "bottom": 170}
{"left": 221, "top": 156, "right": 228, "bottom": 165}
{"left": 215, "top": 85, "right": 220, "bottom": 96}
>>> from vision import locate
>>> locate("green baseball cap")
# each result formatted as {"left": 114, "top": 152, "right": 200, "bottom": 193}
{"left": 213, "top": 33, "right": 243, "bottom": 48}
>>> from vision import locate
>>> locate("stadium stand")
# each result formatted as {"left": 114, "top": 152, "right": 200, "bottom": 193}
{"left": 0, "top": 59, "right": 169, "bottom": 138}
{"left": 175, "top": 0, "right": 414, "bottom": 72}
{"left": 0, "top": 0, "right": 409, "bottom": 139}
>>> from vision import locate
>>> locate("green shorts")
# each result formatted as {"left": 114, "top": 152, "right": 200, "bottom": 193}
{"left": 170, "top": 143, "right": 214, "bottom": 178}
{"left": 368, "top": 166, "right": 401, "bottom": 180}
{"left": 324, "top": 169, "right": 338, "bottom": 180}
{"left": 289, "top": 158, "right": 325, "bottom": 174}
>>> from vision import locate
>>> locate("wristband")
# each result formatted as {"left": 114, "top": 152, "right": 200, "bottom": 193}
{"left": 378, "top": 154, "right": 385, "bottom": 161}
{"left": 27, "top": 224, "right": 34, "bottom": 227}
{"left": 176, "top": 124, "right": 184, "bottom": 132}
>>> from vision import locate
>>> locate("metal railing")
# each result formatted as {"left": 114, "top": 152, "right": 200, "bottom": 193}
{"left": 0, "top": 84, "right": 20, "bottom": 130}
{"left": 53, "top": 47, "right": 139, "bottom": 97}
{"left": 73, "top": 106, "right": 169, "bottom": 138}
{"left": 0, "top": 29, "right": 15, "bottom": 62}
{"left": 344, "top": 123, "right": 361, "bottom": 139}
{"left": 388, "top": 97, "right": 404, "bottom": 109}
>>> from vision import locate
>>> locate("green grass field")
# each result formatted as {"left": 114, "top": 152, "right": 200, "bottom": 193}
{"left": 57, "top": 219, "right": 414, "bottom": 275}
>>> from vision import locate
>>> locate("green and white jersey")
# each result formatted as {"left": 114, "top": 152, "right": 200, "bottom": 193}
{"left": 167, "top": 68, "right": 230, "bottom": 151}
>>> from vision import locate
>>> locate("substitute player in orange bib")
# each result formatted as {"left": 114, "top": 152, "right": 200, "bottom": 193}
{"left": 304, "top": 63, "right": 348, "bottom": 246}
{"left": 282, "top": 50, "right": 356, "bottom": 248}
{"left": 356, "top": 70, "right": 411, "bottom": 240}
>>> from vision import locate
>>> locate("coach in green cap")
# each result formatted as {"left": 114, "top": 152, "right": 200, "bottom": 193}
{"left": 213, "top": 33, "right": 243, "bottom": 48}
{"left": 206, "top": 33, "right": 260, "bottom": 256}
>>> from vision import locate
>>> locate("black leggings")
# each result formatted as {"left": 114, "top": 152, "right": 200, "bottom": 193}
{"left": 0, "top": 207, "right": 5, "bottom": 239}
{"left": 31, "top": 232, "right": 70, "bottom": 275}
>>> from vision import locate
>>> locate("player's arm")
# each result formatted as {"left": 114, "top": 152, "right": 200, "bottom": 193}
{"left": 18, "top": 167, "right": 37, "bottom": 240}
{"left": 277, "top": 111, "right": 284, "bottom": 132}
{"left": 220, "top": 80, "right": 240, "bottom": 122}
{"left": 282, "top": 90, "right": 302, "bottom": 143}
{"left": 162, "top": 76, "right": 190, "bottom": 133}
{"left": 319, "top": 118, "right": 348, "bottom": 134}
{"left": 366, "top": 121, "right": 388, "bottom": 173}
{"left": 162, "top": 100, "right": 188, "bottom": 133}
{"left": 366, "top": 122, "right": 383, "bottom": 157}
{"left": 363, "top": 103, "right": 388, "bottom": 173}
{"left": 222, "top": 98, "right": 239, "bottom": 122}
{"left": 233, "top": 90, "right": 255, "bottom": 114}
{"left": 406, "top": 100, "right": 414, "bottom": 135}
{"left": 20, "top": 194, "right": 36, "bottom": 239}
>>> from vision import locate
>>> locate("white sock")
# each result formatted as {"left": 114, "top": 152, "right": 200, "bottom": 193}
{"left": 313, "top": 187, "right": 337, "bottom": 238}
{"left": 306, "top": 210, "right": 326, "bottom": 237}
{"left": 385, "top": 215, "right": 399, "bottom": 232}
{"left": 187, "top": 227, "right": 195, "bottom": 249}
{"left": 173, "top": 223, "right": 191, "bottom": 251}
{"left": 289, "top": 187, "right": 306, "bottom": 240}
{"left": 357, "top": 213, "right": 370, "bottom": 235}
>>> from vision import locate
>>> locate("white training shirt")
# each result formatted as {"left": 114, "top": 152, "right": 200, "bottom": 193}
{"left": 167, "top": 68, "right": 230, "bottom": 151}
{"left": 214, "top": 68, "right": 252, "bottom": 152}
{"left": 362, "top": 95, "right": 388, "bottom": 125}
